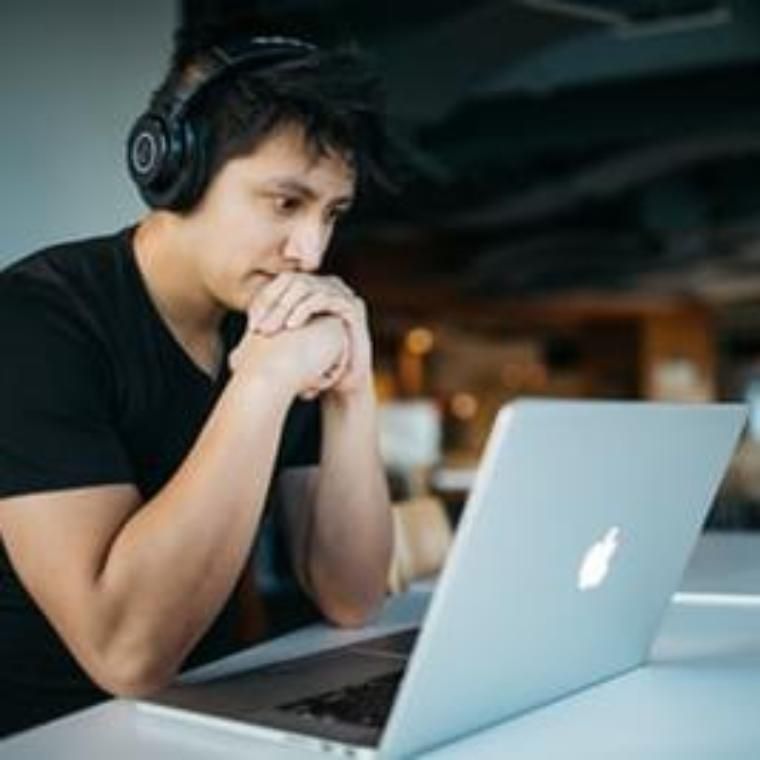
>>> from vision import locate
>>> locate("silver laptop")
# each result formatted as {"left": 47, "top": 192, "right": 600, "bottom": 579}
{"left": 139, "top": 400, "right": 746, "bottom": 758}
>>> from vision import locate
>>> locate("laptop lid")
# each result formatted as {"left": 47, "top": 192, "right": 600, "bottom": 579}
{"left": 380, "top": 400, "right": 746, "bottom": 758}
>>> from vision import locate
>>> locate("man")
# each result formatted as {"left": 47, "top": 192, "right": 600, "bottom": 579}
{"left": 0, "top": 35, "right": 394, "bottom": 737}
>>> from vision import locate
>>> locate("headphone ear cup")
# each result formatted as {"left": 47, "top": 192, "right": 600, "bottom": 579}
{"left": 126, "top": 110, "right": 208, "bottom": 212}
{"left": 127, "top": 111, "right": 192, "bottom": 210}
{"left": 162, "top": 113, "right": 209, "bottom": 212}
{"left": 127, "top": 113, "right": 171, "bottom": 207}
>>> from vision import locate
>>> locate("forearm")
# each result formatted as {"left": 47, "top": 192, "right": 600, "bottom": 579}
{"left": 91, "top": 372, "right": 293, "bottom": 693}
{"left": 308, "top": 383, "right": 393, "bottom": 626}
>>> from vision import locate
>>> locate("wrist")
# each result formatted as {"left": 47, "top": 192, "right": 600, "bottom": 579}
{"left": 323, "top": 374, "right": 375, "bottom": 407}
{"left": 228, "top": 358, "right": 299, "bottom": 408}
{"left": 232, "top": 342, "right": 305, "bottom": 391}
{"left": 321, "top": 378, "right": 379, "bottom": 430}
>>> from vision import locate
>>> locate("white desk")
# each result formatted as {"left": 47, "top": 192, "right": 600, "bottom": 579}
{"left": 2, "top": 532, "right": 760, "bottom": 759}
{"left": 0, "top": 592, "right": 428, "bottom": 760}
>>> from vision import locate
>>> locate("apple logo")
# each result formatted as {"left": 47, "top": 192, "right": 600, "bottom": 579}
{"left": 578, "top": 527, "right": 621, "bottom": 591}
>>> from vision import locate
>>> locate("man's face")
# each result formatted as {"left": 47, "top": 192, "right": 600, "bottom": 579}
{"left": 182, "top": 123, "right": 356, "bottom": 313}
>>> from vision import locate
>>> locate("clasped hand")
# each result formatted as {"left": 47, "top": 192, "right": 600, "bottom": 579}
{"left": 230, "top": 272, "right": 371, "bottom": 400}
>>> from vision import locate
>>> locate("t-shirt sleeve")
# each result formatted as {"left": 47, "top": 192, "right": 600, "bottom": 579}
{"left": 0, "top": 277, "right": 134, "bottom": 498}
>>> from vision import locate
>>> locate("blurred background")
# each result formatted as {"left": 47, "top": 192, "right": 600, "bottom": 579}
{"left": 2, "top": 0, "right": 760, "bottom": 536}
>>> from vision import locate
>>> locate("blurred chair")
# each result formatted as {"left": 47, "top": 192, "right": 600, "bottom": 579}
{"left": 388, "top": 496, "right": 453, "bottom": 594}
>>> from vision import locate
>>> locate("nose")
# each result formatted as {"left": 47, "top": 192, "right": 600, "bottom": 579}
{"left": 283, "top": 217, "right": 330, "bottom": 272}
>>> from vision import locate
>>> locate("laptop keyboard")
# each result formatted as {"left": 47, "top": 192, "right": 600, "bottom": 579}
{"left": 278, "top": 669, "right": 405, "bottom": 729}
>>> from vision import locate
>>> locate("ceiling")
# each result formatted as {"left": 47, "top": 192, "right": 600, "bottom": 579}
{"left": 181, "top": 0, "right": 760, "bottom": 303}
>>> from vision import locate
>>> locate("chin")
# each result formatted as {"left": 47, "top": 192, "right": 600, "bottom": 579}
{"left": 230, "top": 276, "right": 268, "bottom": 312}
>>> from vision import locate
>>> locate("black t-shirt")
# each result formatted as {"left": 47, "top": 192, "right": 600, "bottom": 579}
{"left": 0, "top": 227, "right": 321, "bottom": 737}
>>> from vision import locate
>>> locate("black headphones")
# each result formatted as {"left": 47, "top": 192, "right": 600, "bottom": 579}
{"left": 127, "top": 35, "right": 317, "bottom": 211}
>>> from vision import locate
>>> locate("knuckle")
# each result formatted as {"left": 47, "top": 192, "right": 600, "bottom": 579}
{"left": 299, "top": 272, "right": 319, "bottom": 287}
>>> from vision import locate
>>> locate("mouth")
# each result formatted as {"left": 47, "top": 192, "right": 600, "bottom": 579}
{"left": 249, "top": 271, "right": 274, "bottom": 285}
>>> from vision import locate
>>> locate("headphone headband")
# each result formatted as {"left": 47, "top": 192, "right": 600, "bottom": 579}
{"left": 165, "top": 35, "right": 318, "bottom": 120}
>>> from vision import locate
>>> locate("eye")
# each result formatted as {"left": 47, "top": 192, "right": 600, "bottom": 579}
{"left": 273, "top": 195, "right": 302, "bottom": 215}
{"left": 327, "top": 205, "right": 350, "bottom": 224}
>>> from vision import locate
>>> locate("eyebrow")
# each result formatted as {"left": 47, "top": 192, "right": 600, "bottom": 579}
{"left": 263, "top": 178, "right": 355, "bottom": 208}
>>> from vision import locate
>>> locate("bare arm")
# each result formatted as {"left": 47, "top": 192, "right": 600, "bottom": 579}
{"left": 1, "top": 370, "right": 291, "bottom": 696}
{"left": 253, "top": 273, "right": 393, "bottom": 627}
{"left": 0, "top": 316, "right": 347, "bottom": 697}
{"left": 280, "top": 381, "right": 393, "bottom": 628}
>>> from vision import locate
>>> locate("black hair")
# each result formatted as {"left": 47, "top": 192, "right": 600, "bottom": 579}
{"left": 157, "top": 37, "right": 398, "bottom": 206}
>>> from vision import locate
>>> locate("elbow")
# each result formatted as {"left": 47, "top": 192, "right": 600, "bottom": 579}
{"left": 309, "top": 561, "right": 390, "bottom": 629}
{"left": 320, "top": 594, "right": 386, "bottom": 630}
{"left": 99, "top": 666, "right": 174, "bottom": 699}
{"left": 89, "top": 649, "right": 178, "bottom": 698}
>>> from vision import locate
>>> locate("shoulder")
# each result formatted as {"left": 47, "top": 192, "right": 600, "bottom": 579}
{"left": 2, "top": 227, "right": 134, "bottom": 298}
{"left": 0, "top": 228, "right": 138, "bottom": 345}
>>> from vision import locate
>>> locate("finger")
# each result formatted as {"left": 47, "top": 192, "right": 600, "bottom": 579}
{"left": 249, "top": 273, "right": 344, "bottom": 333}
{"left": 327, "top": 341, "right": 351, "bottom": 385}
{"left": 285, "top": 293, "right": 354, "bottom": 330}
{"left": 255, "top": 279, "right": 313, "bottom": 335}
{"left": 331, "top": 339, "right": 357, "bottom": 390}
{"left": 325, "top": 275, "right": 357, "bottom": 300}
{"left": 311, "top": 365, "right": 345, "bottom": 394}
{"left": 331, "top": 309, "right": 370, "bottom": 392}
{"left": 314, "top": 329, "right": 352, "bottom": 391}
{"left": 247, "top": 273, "right": 298, "bottom": 332}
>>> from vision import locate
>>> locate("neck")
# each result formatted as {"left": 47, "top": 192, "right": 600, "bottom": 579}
{"left": 132, "top": 213, "right": 225, "bottom": 378}
{"left": 133, "top": 213, "right": 224, "bottom": 337}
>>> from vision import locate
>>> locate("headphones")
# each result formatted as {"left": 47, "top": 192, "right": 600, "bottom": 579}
{"left": 127, "top": 35, "right": 318, "bottom": 211}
